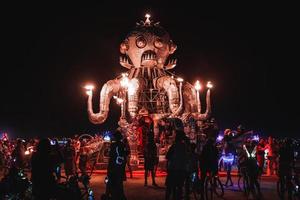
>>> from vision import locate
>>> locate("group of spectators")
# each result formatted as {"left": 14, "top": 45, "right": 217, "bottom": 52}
{"left": 0, "top": 116, "right": 299, "bottom": 200}
{"left": 0, "top": 134, "right": 100, "bottom": 199}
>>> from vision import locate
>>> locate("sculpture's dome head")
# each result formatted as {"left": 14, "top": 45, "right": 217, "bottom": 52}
{"left": 120, "top": 14, "right": 177, "bottom": 69}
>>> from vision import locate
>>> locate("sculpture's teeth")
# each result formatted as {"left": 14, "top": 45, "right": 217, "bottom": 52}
{"left": 141, "top": 51, "right": 157, "bottom": 63}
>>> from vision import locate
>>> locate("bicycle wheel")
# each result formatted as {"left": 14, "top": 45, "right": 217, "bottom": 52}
{"left": 193, "top": 190, "right": 202, "bottom": 200}
{"left": 238, "top": 175, "right": 250, "bottom": 196}
{"left": 192, "top": 181, "right": 202, "bottom": 200}
{"left": 238, "top": 176, "right": 243, "bottom": 191}
{"left": 243, "top": 176, "right": 250, "bottom": 196}
{"left": 204, "top": 177, "right": 213, "bottom": 200}
{"left": 277, "top": 180, "right": 285, "bottom": 198}
{"left": 213, "top": 177, "right": 224, "bottom": 197}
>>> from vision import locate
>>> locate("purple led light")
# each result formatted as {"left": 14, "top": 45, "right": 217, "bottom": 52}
{"left": 222, "top": 154, "right": 235, "bottom": 163}
{"left": 252, "top": 135, "right": 259, "bottom": 141}
{"left": 217, "top": 135, "right": 224, "bottom": 142}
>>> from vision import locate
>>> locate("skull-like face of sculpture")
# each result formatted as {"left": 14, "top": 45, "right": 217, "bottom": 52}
{"left": 120, "top": 24, "right": 177, "bottom": 69}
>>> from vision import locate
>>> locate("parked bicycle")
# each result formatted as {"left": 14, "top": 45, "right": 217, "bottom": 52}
{"left": 58, "top": 173, "right": 95, "bottom": 200}
{"left": 0, "top": 166, "right": 32, "bottom": 200}
{"left": 189, "top": 172, "right": 202, "bottom": 200}
{"left": 238, "top": 166, "right": 249, "bottom": 195}
{"left": 277, "top": 173, "right": 300, "bottom": 200}
{"left": 204, "top": 173, "right": 224, "bottom": 200}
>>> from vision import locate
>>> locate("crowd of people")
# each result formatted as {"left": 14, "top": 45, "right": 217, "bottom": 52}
{"left": 0, "top": 116, "right": 299, "bottom": 199}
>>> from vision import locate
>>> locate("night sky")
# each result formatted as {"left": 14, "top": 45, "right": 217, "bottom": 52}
{"left": 1, "top": 3, "right": 298, "bottom": 138}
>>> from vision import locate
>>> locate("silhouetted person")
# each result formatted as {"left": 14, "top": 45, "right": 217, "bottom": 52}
{"left": 243, "top": 139, "right": 261, "bottom": 198}
{"left": 184, "top": 140, "right": 199, "bottom": 200}
{"left": 79, "top": 139, "right": 89, "bottom": 176}
{"left": 144, "top": 134, "right": 158, "bottom": 187}
{"left": 63, "top": 138, "right": 76, "bottom": 180}
{"left": 11, "top": 139, "right": 25, "bottom": 169}
{"left": 203, "top": 118, "right": 219, "bottom": 140}
{"left": 51, "top": 138, "right": 63, "bottom": 183}
{"left": 137, "top": 116, "right": 153, "bottom": 152}
{"left": 0, "top": 143, "right": 4, "bottom": 173}
{"left": 31, "top": 138, "right": 56, "bottom": 199}
{"left": 222, "top": 129, "right": 236, "bottom": 186}
{"left": 106, "top": 130, "right": 127, "bottom": 200}
{"left": 267, "top": 136, "right": 277, "bottom": 175}
{"left": 200, "top": 138, "right": 219, "bottom": 198}
{"left": 123, "top": 137, "right": 133, "bottom": 179}
{"left": 256, "top": 138, "right": 267, "bottom": 175}
{"left": 165, "top": 130, "right": 188, "bottom": 200}
{"left": 278, "top": 138, "right": 295, "bottom": 199}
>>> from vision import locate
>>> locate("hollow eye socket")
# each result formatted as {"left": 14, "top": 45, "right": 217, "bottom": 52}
{"left": 154, "top": 38, "right": 163, "bottom": 48}
{"left": 120, "top": 40, "right": 129, "bottom": 53}
{"left": 120, "top": 40, "right": 129, "bottom": 50}
{"left": 136, "top": 36, "right": 147, "bottom": 48}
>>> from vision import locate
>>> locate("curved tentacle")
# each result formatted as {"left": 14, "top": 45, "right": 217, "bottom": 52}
{"left": 169, "top": 80, "right": 184, "bottom": 117}
{"left": 87, "top": 79, "right": 121, "bottom": 124}
{"left": 192, "top": 88, "right": 211, "bottom": 120}
{"left": 127, "top": 78, "right": 145, "bottom": 119}
{"left": 182, "top": 83, "right": 198, "bottom": 113}
{"left": 155, "top": 75, "right": 179, "bottom": 114}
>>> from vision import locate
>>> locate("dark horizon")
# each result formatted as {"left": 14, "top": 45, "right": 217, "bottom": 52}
{"left": 1, "top": 3, "right": 298, "bottom": 138}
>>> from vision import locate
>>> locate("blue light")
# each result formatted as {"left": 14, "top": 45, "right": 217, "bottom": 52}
{"left": 252, "top": 135, "right": 260, "bottom": 141}
{"left": 222, "top": 153, "right": 235, "bottom": 164}
{"left": 104, "top": 135, "right": 111, "bottom": 142}
{"left": 88, "top": 189, "right": 94, "bottom": 200}
{"left": 103, "top": 130, "right": 112, "bottom": 142}
{"left": 216, "top": 134, "right": 224, "bottom": 142}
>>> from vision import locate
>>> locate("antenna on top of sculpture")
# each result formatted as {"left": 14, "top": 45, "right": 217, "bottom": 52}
{"left": 145, "top": 13, "right": 151, "bottom": 26}
{"left": 136, "top": 13, "right": 160, "bottom": 27}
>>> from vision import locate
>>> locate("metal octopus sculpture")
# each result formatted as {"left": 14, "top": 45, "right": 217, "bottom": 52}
{"left": 85, "top": 14, "right": 212, "bottom": 127}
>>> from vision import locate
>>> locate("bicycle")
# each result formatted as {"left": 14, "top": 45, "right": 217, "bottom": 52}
{"left": 188, "top": 172, "right": 202, "bottom": 200}
{"left": 238, "top": 166, "right": 249, "bottom": 195}
{"left": 58, "top": 173, "right": 95, "bottom": 200}
{"left": 0, "top": 167, "right": 32, "bottom": 200}
{"left": 277, "top": 173, "right": 300, "bottom": 200}
{"left": 204, "top": 173, "right": 224, "bottom": 200}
